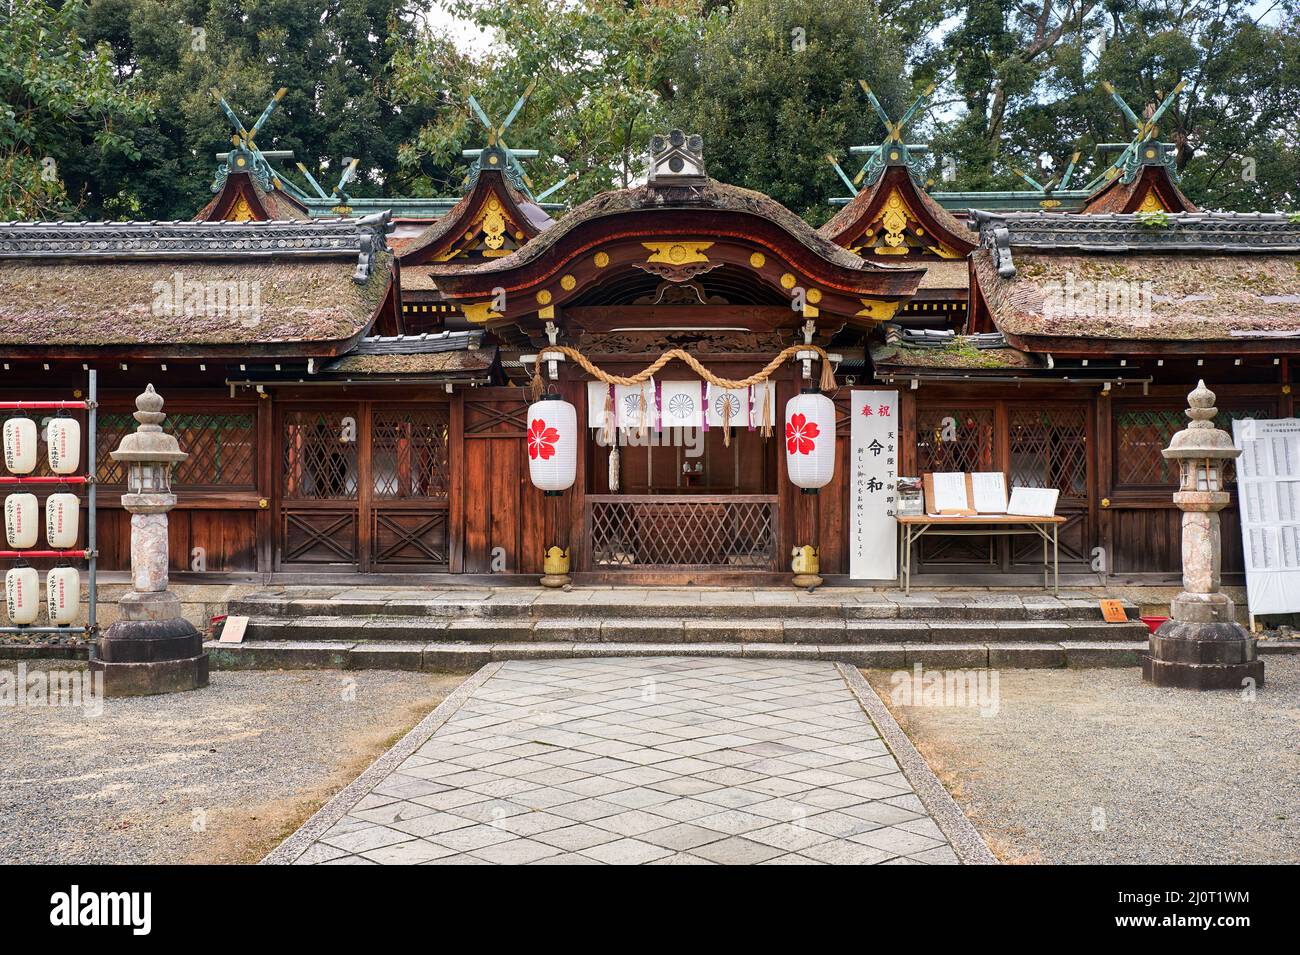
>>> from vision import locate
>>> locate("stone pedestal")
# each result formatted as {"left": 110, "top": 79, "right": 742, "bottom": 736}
{"left": 93, "top": 385, "right": 208, "bottom": 697}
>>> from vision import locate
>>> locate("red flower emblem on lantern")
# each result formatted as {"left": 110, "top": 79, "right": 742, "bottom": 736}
{"left": 527, "top": 419, "right": 560, "bottom": 460}
{"left": 785, "top": 413, "right": 820, "bottom": 455}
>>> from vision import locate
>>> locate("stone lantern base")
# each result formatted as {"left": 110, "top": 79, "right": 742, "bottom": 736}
{"left": 89, "top": 592, "right": 208, "bottom": 697}
{"left": 1142, "top": 615, "right": 1264, "bottom": 691}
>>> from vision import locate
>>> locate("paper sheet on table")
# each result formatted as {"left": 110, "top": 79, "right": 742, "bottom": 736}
{"left": 929, "top": 472, "right": 970, "bottom": 513}
{"left": 970, "top": 472, "right": 1008, "bottom": 513}
{"left": 1007, "top": 486, "right": 1059, "bottom": 517}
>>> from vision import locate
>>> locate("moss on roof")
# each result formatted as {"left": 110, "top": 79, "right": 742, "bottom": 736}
{"left": 326, "top": 348, "right": 495, "bottom": 375}
{"left": 0, "top": 254, "right": 391, "bottom": 347}
{"left": 870, "top": 338, "right": 1040, "bottom": 370}
{"left": 974, "top": 248, "right": 1300, "bottom": 341}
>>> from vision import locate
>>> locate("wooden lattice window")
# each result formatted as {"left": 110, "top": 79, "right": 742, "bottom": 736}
{"left": 1009, "top": 407, "right": 1088, "bottom": 500}
{"left": 371, "top": 408, "right": 450, "bottom": 499}
{"left": 95, "top": 410, "right": 255, "bottom": 487}
{"left": 916, "top": 407, "right": 995, "bottom": 474}
{"left": 282, "top": 410, "right": 359, "bottom": 500}
{"left": 1114, "top": 409, "right": 1183, "bottom": 487}
{"left": 1115, "top": 405, "right": 1272, "bottom": 488}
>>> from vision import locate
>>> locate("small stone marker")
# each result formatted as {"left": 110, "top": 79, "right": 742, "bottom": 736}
{"left": 219, "top": 615, "right": 249, "bottom": 644}
{"left": 1099, "top": 599, "right": 1128, "bottom": 623}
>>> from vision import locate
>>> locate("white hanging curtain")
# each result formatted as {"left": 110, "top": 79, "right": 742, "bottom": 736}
{"left": 659, "top": 381, "right": 705, "bottom": 429}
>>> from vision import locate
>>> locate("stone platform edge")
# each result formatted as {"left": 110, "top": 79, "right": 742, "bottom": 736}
{"left": 836, "top": 664, "right": 999, "bottom": 866}
{"left": 260, "top": 662, "right": 504, "bottom": 865}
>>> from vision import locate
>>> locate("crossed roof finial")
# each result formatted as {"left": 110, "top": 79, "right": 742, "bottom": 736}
{"left": 827, "top": 80, "right": 935, "bottom": 195}
{"left": 209, "top": 88, "right": 290, "bottom": 194}
{"left": 1081, "top": 79, "right": 1186, "bottom": 191}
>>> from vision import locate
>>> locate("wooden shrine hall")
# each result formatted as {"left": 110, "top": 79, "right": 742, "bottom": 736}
{"left": 2, "top": 79, "right": 1299, "bottom": 588}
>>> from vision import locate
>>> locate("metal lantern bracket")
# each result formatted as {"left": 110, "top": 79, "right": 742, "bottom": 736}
{"left": 522, "top": 350, "right": 568, "bottom": 381}
{"left": 0, "top": 371, "right": 98, "bottom": 649}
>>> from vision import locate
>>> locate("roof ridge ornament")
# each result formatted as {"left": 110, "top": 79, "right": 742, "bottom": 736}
{"left": 461, "top": 84, "right": 573, "bottom": 203}
{"left": 645, "top": 130, "right": 707, "bottom": 202}
{"left": 827, "top": 81, "right": 934, "bottom": 196}
{"left": 210, "top": 88, "right": 292, "bottom": 195}
{"left": 1083, "top": 80, "right": 1187, "bottom": 191}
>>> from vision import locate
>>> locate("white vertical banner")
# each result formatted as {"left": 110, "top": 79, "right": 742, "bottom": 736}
{"left": 850, "top": 389, "right": 899, "bottom": 580}
{"left": 1232, "top": 417, "right": 1300, "bottom": 616}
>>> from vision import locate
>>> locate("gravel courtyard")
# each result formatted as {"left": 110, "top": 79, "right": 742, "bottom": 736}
{"left": 865, "top": 658, "right": 1300, "bottom": 864}
{"left": 0, "top": 664, "right": 464, "bottom": 864}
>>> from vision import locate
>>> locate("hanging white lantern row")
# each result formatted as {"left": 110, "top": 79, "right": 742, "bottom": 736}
{"left": 45, "top": 493, "right": 80, "bottom": 549}
{"left": 3, "top": 417, "right": 38, "bottom": 474}
{"left": 4, "top": 492, "right": 39, "bottom": 549}
{"left": 526, "top": 396, "right": 577, "bottom": 495}
{"left": 47, "top": 417, "right": 81, "bottom": 474}
{"left": 47, "top": 566, "right": 81, "bottom": 625}
{"left": 785, "top": 391, "right": 837, "bottom": 493}
{"left": 5, "top": 566, "right": 39, "bottom": 624}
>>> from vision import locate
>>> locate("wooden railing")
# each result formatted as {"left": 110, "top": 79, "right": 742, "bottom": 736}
{"left": 584, "top": 494, "right": 779, "bottom": 571}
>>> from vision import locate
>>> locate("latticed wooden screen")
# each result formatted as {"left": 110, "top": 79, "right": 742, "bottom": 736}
{"left": 95, "top": 410, "right": 255, "bottom": 487}
{"left": 1114, "top": 409, "right": 1183, "bottom": 486}
{"left": 1008, "top": 407, "right": 1088, "bottom": 500}
{"left": 282, "top": 410, "right": 359, "bottom": 500}
{"left": 1114, "top": 406, "right": 1273, "bottom": 487}
{"left": 589, "top": 497, "right": 777, "bottom": 569}
{"left": 916, "top": 408, "right": 995, "bottom": 474}
{"left": 371, "top": 408, "right": 450, "bottom": 499}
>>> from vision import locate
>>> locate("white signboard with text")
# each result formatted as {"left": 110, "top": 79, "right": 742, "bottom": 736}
{"left": 850, "top": 389, "right": 899, "bottom": 580}
{"left": 1232, "top": 418, "right": 1300, "bottom": 616}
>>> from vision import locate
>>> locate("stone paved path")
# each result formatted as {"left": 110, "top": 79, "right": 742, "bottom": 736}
{"left": 268, "top": 658, "right": 982, "bottom": 865}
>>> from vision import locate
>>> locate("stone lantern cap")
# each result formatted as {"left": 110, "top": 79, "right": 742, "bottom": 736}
{"left": 1161, "top": 380, "right": 1241, "bottom": 461}
{"left": 109, "top": 384, "right": 189, "bottom": 464}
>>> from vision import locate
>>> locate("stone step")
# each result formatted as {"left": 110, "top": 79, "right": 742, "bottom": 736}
{"left": 229, "top": 593, "right": 1139, "bottom": 623}
{"left": 242, "top": 614, "right": 1152, "bottom": 645}
{"left": 204, "top": 639, "right": 1152, "bottom": 671}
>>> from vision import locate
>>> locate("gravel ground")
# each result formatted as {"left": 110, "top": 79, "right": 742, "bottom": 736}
{"left": 865, "top": 659, "right": 1300, "bottom": 864}
{"left": 0, "top": 664, "right": 464, "bottom": 864}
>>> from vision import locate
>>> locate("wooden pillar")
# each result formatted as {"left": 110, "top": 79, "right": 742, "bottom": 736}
{"left": 448, "top": 390, "right": 465, "bottom": 573}
{"left": 256, "top": 391, "right": 274, "bottom": 576}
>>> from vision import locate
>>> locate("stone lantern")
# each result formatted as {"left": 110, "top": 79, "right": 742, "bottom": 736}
{"left": 1142, "top": 381, "right": 1264, "bottom": 690}
{"left": 90, "top": 385, "right": 208, "bottom": 696}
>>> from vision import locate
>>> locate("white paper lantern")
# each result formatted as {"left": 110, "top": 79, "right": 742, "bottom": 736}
{"left": 47, "top": 418, "right": 81, "bottom": 474}
{"left": 784, "top": 392, "right": 836, "bottom": 492}
{"left": 4, "top": 492, "right": 39, "bottom": 549}
{"left": 526, "top": 397, "right": 577, "bottom": 494}
{"left": 3, "top": 418, "right": 37, "bottom": 474}
{"left": 47, "top": 566, "right": 81, "bottom": 625}
{"left": 45, "top": 493, "right": 80, "bottom": 549}
{"left": 5, "top": 566, "right": 39, "bottom": 624}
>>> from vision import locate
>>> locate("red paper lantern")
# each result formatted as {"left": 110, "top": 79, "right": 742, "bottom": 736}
{"left": 785, "top": 391, "right": 836, "bottom": 492}
{"left": 526, "top": 396, "right": 577, "bottom": 495}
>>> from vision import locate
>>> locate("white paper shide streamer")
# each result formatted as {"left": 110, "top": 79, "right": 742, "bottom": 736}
{"left": 47, "top": 418, "right": 81, "bottom": 474}
{"left": 3, "top": 418, "right": 37, "bottom": 474}
{"left": 46, "top": 566, "right": 81, "bottom": 625}
{"left": 5, "top": 492, "right": 38, "bottom": 549}
{"left": 5, "top": 566, "right": 39, "bottom": 624}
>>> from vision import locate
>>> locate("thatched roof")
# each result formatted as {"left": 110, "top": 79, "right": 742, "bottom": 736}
{"left": 870, "top": 335, "right": 1041, "bottom": 370}
{"left": 431, "top": 178, "right": 901, "bottom": 279}
{"left": 0, "top": 256, "right": 392, "bottom": 349}
{"left": 326, "top": 348, "right": 494, "bottom": 375}
{"left": 972, "top": 248, "right": 1300, "bottom": 341}
{"left": 0, "top": 217, "right": 393, "bottom": 353}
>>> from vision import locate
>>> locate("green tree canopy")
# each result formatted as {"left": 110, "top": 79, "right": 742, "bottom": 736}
{"left": 0, "top": 0, "right": 153, "bottom": 219}
{"left": 667, "top": 0, "right": 916, "bottom": 223}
